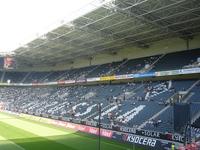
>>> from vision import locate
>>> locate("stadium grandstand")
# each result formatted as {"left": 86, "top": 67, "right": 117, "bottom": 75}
{"left": 0, "top": 0, "right": 200, "bottom": 150}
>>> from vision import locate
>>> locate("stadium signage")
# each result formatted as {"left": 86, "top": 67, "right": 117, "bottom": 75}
{"left": 86, "top": 77, "right": 100, "bottom": 82}
{"left": 50, "top": 120, "right": 114, "bottom": 138}
{"left": 76, "top": 79, "right": 86, "bottom": 83}
{"left": 155, "top": 67, "right": 200, "bottom": 77}
{"left": 100, "top": 76, "right": 116, "bottom": 81}
{"left": 119, "top": 126, "right": 137, "bottom": 134}
{"left": 140, "top": 130, "right": 160, "bottom": 138}
{"left": 171, "top": 134, "right": 184, "bottom": 143}
{"left": 62, "top": 117, "right": 71, "bottom": 122}
{"left": 0, "top": 68, "right": 200, "bottom": 87}
{"left": 115, "top": 74, "right": 129, "bottom": 80}
{"left": 101, "top": 129, "right": 113, "bottom": 138}
{"left": 57, "top": 80, "right": 65, "bottom": 85}
{"left": 88, "top": 127, "right": 98, "bottom": 134}
{"left": 101, "top": 123, "right": 113, "bottom": 130}
{"left": 64, "top": 80, "right": 75, "bottom": 84}
{"left": 38, "top": 114, "right": 185, "bottom": 143}
{"left": 123, "top": 134, "right": 157, "bottom": 147}
{"left": 66, "top": 123, "right": 76, "bottom": 129}
{"left": 133, "top": 72, "right": 155, "bottom": 78}
{"left": 5, "top": 111, "right": 184, "bottom": 149}
{"left": 47, "top": 82, "right": 57, "bottom": 85}
{"left": 126, "top": 74, "right": 134, "bottom": 79}
{"left": 84, "top": 120, "right": 98, "bottom": 127}
{"left": 180, "top": 67, "right": 200, "bottom": 74}
{"left": 64, "top": 119, "right": 178, "bottom": 142}
{"left": 77, "top": 125, "right": 87, "bottom": 132}
{"left": 72, "top": 119, "right": 81, "bottom": 124}
{"left": 56, "top": 121, "right": 67, "bottom": 127}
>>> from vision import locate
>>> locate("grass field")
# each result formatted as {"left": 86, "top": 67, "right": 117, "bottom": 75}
{"left": 0, "top": 112, "right": 144, "bottom": 150}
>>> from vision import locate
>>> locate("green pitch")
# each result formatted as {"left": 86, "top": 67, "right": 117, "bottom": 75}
{"left": 0, "top": 112, "right": 144, "bottom": 150}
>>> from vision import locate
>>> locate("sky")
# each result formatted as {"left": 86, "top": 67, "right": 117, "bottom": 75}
{"left": 0, "top": 0, "right": 104, "bottom": 53}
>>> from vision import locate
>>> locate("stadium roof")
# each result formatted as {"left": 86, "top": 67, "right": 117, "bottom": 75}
{"left": 15, "top": 0, "right": 200, "bottom": 66}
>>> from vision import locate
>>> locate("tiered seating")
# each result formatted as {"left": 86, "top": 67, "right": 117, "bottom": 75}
{"left": 3, "top": 71, "right": 27, "bottom": 83}
{"left": 189, "top": 83, "right": 200, "bottom": 102}
{"left": 0, "top": 79, "right": 198, "bottom": 134}
{"left": 152, "top": 49, "right": 200, "bottom": 71}
{"left": 61, "top": 66, "right": 95, "bottom": 80}
{"left": 191, "top": 104, "right": 200, "bottom": 119}
{"left": 0, "top": 49, "right": 199, "bottom": 135}
{"left": 43, "top": 71, "right": 65, "bottom": 82}
{"left": 193, "top": 118, "right": 200, "bottom": 128}
{"left": 86, "top": 61, "right": 122, "bottom": 77}
{"left": 144, "top": 107, "right": 174, "bottom": 133}
{"left": 140, "top": 80, "right": 197, "bottom": 132}
{"left": 0, "top": 49, "right": 199, "bottom": 83}
{"left": 114, "top": 55, "right": 160, "bottom": 75}
{"left": 24, "top": 72, "right": 50, "bottom": 83}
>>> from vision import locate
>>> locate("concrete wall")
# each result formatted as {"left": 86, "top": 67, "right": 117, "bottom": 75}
{"left": 18, "top": 34, "right": 200, "bottom": 72}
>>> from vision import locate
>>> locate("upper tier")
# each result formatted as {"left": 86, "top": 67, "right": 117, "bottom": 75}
{"left": 1, "top": 48, "right": 200, "bottom": 83}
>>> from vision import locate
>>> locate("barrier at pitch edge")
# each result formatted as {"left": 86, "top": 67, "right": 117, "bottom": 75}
{"left": 4, "top": 111, "right": 182, "bottom": 150}
{"left": 0, "top": 67, "right": 200, "bottom": 86}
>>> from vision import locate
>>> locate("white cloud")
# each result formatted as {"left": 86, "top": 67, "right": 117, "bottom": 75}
{"left": 0, "top": 0, "right": 101, "bottom": 53}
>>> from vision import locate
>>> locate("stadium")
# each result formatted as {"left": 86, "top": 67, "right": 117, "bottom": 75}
{"left": 0, "top": 0, "right": 200, "bottom": 149}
